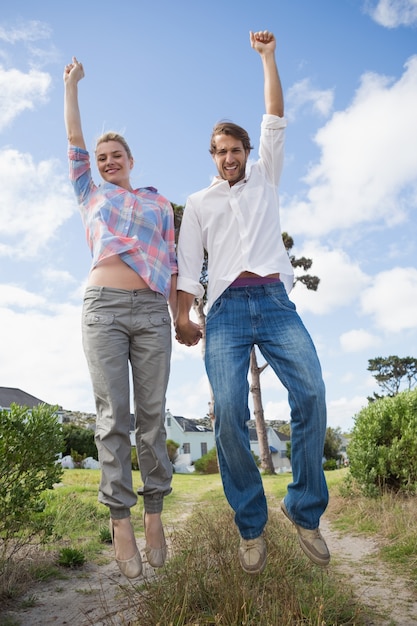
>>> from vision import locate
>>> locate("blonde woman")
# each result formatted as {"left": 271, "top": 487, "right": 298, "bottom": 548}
{"left": 64, "top": 57, "right": 177, "bottom": 578}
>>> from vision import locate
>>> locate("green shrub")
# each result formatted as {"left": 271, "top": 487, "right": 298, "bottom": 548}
{"left": 0, "top": 404, "right": 64, "bottom": 562}
{"left": 166, "top": 439, "right": 180, "bottom": 463}
{"left": 99, "top": 524, "right": 112, "bottom": 544}
{"left": 347, "top": 389, "right": 417, "bottom": 496}
{"left": 58, "top": 547, "right": 86, "bottom": 568}
{"left": 130, "top": 439, "right": 179, "bottom": 470}
{"left": 194, "top": 447, "right": 219, "bottom": 474}
{"left": 62, "top": 423, "right": 97, "bottom": 459}
{"left": 323, "top": 458, "right": 338, "bottom": 471}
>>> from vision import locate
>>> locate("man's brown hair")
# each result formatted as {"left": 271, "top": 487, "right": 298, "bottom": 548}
{"left": 209, "top": 122, "right": 253, "bottom": 155}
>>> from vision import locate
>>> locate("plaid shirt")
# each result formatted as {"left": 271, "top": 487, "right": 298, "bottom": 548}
{"left": 68, "top": 146, "right": 177, "bottom": 299}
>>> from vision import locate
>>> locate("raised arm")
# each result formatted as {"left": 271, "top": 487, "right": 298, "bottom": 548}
{"left": 63, "top": 57, "right": 86, "bottom": 149}
{"left": 250, "top": 30, "right": 283, "bottom": 117}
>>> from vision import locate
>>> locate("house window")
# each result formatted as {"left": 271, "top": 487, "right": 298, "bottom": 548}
{"left": 201, "top": 442, "right": 207, "bottom": 456}
{"left": 183, "top": 443, "right": 190, "bottom": 454}
{"left": 167, "top": 416, "right": 171, "bottom": 426}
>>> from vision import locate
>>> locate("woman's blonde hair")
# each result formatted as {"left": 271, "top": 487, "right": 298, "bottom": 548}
{"left": 95, "top": 132, "right": 133, "bottom": 159}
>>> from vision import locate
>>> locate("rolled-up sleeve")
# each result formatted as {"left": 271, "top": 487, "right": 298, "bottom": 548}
{"left": 177, "top": 198, "right": 205, "bottom": 298}
{"left": 259, "top": 114, "right": 287, "bottom": 186}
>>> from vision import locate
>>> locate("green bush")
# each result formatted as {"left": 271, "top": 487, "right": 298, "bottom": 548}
{"left": 58, "top": 547, "right": 86, "bottom": 568}
{"left": 62, "top": 423, "right": 97, "bottom": 459}
{"left": 194, "top": 447, "right": 219, "bottom": 474}
{"left": 347, "top": 389, "right": 417, "bottom": 496}
{"left": 166, "top": 439, "right": 180, "bottom": 463}
{"left": 0, "top": 404, "right": 64, "bottom": 559}
{"left": 323, "top": 458, "right": 338, "bottom": 471}
{"left": 130, "top": 439, "right": 179, "bottom": 470}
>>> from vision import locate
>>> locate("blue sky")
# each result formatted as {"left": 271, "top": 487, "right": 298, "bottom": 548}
{"left": 1, "top": 0, "right": 416, "bottom": 432}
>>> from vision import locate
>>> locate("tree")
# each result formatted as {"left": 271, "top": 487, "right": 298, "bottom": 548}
{"left": 282, "top": 232, "right": 320, "bottom": 291}
{"left": 286, "top": 426, "right": 342, "bottom": 465}
{"left": 62, "top": 423, "right": 97, "bottom": 460}
{"left": 323, "top": 426, "right": 343, "bottom": 462}
{"left": 367, "top": 356, "right": 417, "bottom": 401}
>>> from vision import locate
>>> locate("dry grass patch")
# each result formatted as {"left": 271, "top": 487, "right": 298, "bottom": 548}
{"left": 128, "top": 502, "right": 366, "bottom": 625}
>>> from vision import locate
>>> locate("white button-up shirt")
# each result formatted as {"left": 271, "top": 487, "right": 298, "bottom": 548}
{"left": 177, "top": 114, "right": 294, "bottom": 312}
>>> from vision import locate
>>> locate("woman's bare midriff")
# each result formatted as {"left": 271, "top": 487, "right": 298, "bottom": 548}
{"left": 87, "top": 255, "right": 148, "bottom": 290}
{"left": 238, "top": 271, "right": 280, "bottom": 279}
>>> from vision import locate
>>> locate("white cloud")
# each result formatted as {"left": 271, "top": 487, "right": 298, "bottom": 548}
{"left": 286, "top": 78, "right": 334, "bottom": 120}
{"left": 257, "top": 364, "right": 286, "bottom": 392}
{"left": 283, "top": 56, "right": 417, "bottom": 237}
{"left": 167, "top": 374, "right": 210, "bottom": 420}
{"left": 0, "top": 65, "right": 51, "bottom": 130}
{"left": 264, "top": 399, "right": 291, "bottom": 422}
{"left": 290, "top": 242, "right": 370, "bottom": 314}
{"left": 40, "top": 268, "right": 77, "bottom": 285}
{"left": 327, "top": 395, "right": 368, "bottom": 432}
{"left": 0, "top": 300, "right": 92, "bottom": 411}
{"left": 364, "top": 0, "right": 417, "bottom": 27}
{"left": 0, "top": 284, "right": 46, "bottom": 308}
{"left": 340, "top": 328, "right": 381, "bottom": 353}
{"left": 0, "top": 21, "right": 52, "bottom": 44}
{"left": 360, "top": 266, "right": 417, "bottom": 332}
{"left": 0, "top": 149, "right": 76, "bottom": 259}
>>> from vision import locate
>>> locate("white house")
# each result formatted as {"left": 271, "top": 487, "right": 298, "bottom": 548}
{"left": 129, "top": 410, "right": 215, "bottom": 472}
{"left": 128, "top": 410, "right": 292, "bottom": 474}
{"left": 249, "top": 427, "right": 291, "bottom": 473}
{"left": 164, "top": 410, "right": 215, "bottom": 472}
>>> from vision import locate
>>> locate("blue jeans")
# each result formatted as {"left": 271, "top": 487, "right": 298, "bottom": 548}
{"left": 205, "top": 282, "right": 328, "bottom": 539}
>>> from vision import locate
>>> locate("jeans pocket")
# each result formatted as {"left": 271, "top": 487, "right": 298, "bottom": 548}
{"left": 267, "top": 290, "right": 297, "bottom": 313}
{"left": 206, "top": 295, "right": 225, "bottom": 325}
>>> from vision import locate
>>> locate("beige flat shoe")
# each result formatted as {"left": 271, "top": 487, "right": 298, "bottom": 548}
{"left": 143, "top": 512, "right": 167, "bottom": 568}
{"left": 109, "top": 518, "right": 142, "bottom": 578}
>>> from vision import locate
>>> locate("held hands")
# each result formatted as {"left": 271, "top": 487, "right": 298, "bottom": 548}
{"left": 63, "top": 56, "right": 85, "bottom": 85}
{"left": 175, "top": 318, "right": 203, "bottom": 347}
{"left": 250, "top": 30, "right": 276, "bottom": 54}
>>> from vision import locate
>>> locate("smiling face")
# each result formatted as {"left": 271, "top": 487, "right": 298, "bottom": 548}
{"left": 212, "top": 134, "right": 249, "bottom": 186}
{"left": 95, "top": 139, "right": 134, "bottom": 190}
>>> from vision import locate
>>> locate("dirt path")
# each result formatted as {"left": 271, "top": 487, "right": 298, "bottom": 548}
{"left": 321, "top": 518, "right": 417, "bottom": 625}
{"left": 1, "top": 539, "right": 148, "bottom": 626}
{"left": 2, "top": 517, "right": 417, "bottom": 625}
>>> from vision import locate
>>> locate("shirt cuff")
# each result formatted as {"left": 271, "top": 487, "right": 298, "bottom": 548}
{"left": 68, "top": 145, "right": 89, "bottom": 159}
{"left": 262, "top": 114, "right": 287, "bottom": 129}
{"left": 177, "top": 276, "right": 205, "bottom": 299}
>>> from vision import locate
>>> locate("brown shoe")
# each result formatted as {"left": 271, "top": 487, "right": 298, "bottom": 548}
{"left": 109, "top": 518, "right": 142, "bottom": 578}
{"left": 238, "top": 535, "right": 267, "bottom": 574}
{"left": 280, "top": 500, "right": 330, "bottom": 567}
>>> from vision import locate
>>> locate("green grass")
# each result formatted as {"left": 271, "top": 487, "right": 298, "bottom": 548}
{"left": 38, "top": 468, "right": 417, "bottom": 584}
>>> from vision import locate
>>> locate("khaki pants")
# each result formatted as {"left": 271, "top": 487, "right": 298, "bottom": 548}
{"left": 82, "top": 286, "right": 173, "bottom": 518}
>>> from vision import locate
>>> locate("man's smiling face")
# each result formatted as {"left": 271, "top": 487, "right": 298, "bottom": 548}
{"left": 212, "top": 134, "right": 249, "bottom": 186}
